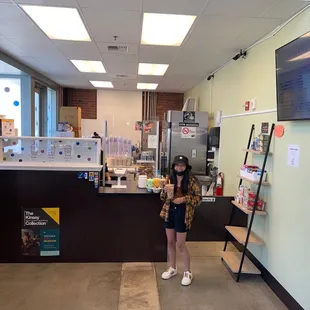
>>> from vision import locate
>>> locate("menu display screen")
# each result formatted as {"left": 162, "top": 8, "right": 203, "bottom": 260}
{"left": 276, "top": 31, "right": 310, "bottom": 121}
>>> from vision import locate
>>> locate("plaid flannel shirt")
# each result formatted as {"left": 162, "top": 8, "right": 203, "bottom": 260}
{"left": 160, "top": 176, "right": 202, "bottom": 230}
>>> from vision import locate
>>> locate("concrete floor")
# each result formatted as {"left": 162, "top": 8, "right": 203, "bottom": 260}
{"left": 0, "top": 242, "right": 287, "bottom": 310}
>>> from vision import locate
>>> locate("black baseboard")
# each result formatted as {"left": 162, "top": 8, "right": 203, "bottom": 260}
{"left": 232, "top": 242, "right": 304, "bottom": 310}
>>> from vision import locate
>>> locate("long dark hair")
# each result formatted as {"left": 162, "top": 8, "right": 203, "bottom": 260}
{"left": 170, "top": 167, "right": 190, "bottom": 195}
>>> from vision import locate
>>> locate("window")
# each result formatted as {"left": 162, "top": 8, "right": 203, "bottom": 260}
{"left": 47, "top": 88, "right": 57, "bottom": 137}
{"left": 0, "top": 78, "right": 21, "bottom": 135}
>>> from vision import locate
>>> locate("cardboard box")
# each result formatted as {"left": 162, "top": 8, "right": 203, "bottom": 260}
{"left": 0, "top": 119, "right": 15, "bottom": 136}
{"left": 59, "top": 107, "right": 82, "bottom": 138}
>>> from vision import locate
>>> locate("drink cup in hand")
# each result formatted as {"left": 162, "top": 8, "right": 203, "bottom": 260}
{"left": 165, "top": 184, "right": 174, "bottom": 199}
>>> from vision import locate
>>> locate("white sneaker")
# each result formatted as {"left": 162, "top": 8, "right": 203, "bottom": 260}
{"left": 161, "top": 267, "right": 177, "bottom": 280}
{"left": 181, "top": 271, "right": 193, "bottom": 286}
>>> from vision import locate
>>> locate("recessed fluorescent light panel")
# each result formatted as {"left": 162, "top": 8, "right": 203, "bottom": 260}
{"left": 21, "top": 5, "right": 91, "bottom": 41}
{"left": 71, "top": 60, "right": 106, "bottom": 73}
{"left": 90, "top": 81, "right": 113, "bottom": 88}
{"left": 137, "top": 83, "right": 158, "bottom": 90}
{"left": 138, "top": 63, "right": 169, "bottom": 76}
{"left": 141, "top": 13, "right": 196, "bottom": 46}
{"left": 288, "top": 51, "right": 310, "bottom": 62}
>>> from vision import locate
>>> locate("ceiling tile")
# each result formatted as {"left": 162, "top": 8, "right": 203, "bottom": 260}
{"left": 233, "top": 17, "right": 285, "bottom": 49}
{"left": 103, "top": 54, "right": 138, "bottom": 75}
{"left": 82, "top": 72, "right": 109, "bottom": 80}
{"left": 157, "top": 77, "right": 184, "bottom": 91}
{"left": 78, "top": 0, "right": 142, "bottom": 10}
{"left": 17, "top": 56, "right": 50, "bottom": 74}
{"left": 143, "top": 0, "right": 208, "bottom": 15}
{"left": 0, "top": 3, "right": 38, "bottom": 38}
{"left": 168, "top": 48, "right": 236, "bottom": 78}
{"left": 137, "top": 75, "right": 163, "bottom": 83}
{"left": 112, "top": 80, "right": 138, "bottom": 90}
{"left": 0, "top": 37, "right": 26, "bottom": 56}
{"left": 4, "top": 35, "right": 60, "bottom": 58}
{"left": 103, "top": 53, "right": 137, "bottom": 63}
{"left": 180, "top": 14, "right": 256, "bottom": 54}
{"left": 0, "top": 0, "right": 305, "bottom": 91}
{"left": 139, "top": 46, "right": 179, "bottom": 63}
{"left": 203, "top": 0, "right": 280, "bottom": 17}
{"left": 33, "top": 56, "right": 78, "bottom": 76}
{"left": 82, "top": 8, "right": 141, "bottom": 43}
{"left": 54, "top": 41, "right": 101, "bottom": 60}
{"left": 15, "top": 0, "right": 79, "bottom": 6}
{"left": 263, "top": 0, "right": 310, "bottom": 19}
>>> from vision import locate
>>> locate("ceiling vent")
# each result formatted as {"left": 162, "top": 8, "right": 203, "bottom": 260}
{"left": 116, "top": 74, "right": 129, "bottom": 78}
{"left": 107, "top": 45, "right": 129, "bottom": 53}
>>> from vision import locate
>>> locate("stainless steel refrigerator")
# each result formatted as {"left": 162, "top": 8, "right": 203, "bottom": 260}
{"left": 161, "top": 111, "right": 208, "bottom": 176}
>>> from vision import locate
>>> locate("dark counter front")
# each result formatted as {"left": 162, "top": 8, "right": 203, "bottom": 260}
{"left": 0, "top": 170, "right": 167, "bottom": 263}
{"left": 187, "top": 197, "right": 248, "bottom": 242}
{"left": 0, "top": 170, "right": 248, "bottom": 263}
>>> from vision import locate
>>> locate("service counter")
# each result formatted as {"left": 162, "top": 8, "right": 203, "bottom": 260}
{"left": 0, "top": 167, "right": 247, "bottom": 264}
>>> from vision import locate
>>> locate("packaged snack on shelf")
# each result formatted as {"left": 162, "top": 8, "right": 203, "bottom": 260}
{"left": 240, "top": 165, "right": 267, "bottom": 182}
{"left": 246, "top": 199, "right": 265, "bottom": 211}
{"left": 235, "top": 195, "right": 241, "bottom": 203}
{"left": 258, "top": 134, "right": 269, "bottom": 153}
{"left": 248, "top": 191, "right": 257, "bottom": 201}
{"left": 243, "top": 197, "right": 248, "bottom": 208}
{"left": 247, "top": 201, "right": 255, "bottom": 210}
{"left": 256, "top": 200, "right": 265, "bottom": 211}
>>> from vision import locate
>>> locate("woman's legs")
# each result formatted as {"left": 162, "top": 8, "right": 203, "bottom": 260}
{"left": 176, "top": 232, "right": 190, "bottom": 272}
{"left": 165, "top": 228, "right": 177, "bottom": 269}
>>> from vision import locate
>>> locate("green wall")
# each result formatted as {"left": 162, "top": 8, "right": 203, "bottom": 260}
{"left": 186, "top": 8, "right": 310, "bottom": 309}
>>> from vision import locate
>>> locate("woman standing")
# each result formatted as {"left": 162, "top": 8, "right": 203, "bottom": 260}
{"left": 160, "top": 155, "right": 202, "bottom": 286}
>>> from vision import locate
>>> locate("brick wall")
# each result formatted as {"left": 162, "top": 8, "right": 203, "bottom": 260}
{"left": 156, "top": 92, "right": 184, "bottom": 122}
{"left": 156, "top": 92, "right": 184, "bottom": 140}
{"left": 63, "top": 88, "right": 97, "bottom": 119}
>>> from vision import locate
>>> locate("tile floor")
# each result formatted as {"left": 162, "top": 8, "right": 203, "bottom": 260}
{"left": 0, "top": 242, "right": 287, "bottom": 310}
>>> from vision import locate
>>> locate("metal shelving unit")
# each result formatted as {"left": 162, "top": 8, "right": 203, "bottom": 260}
{"left": 221, "top": 123, "right": 275, "bottom": 282}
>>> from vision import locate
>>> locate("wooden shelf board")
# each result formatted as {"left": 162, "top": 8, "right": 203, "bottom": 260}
{"left": 220, "top": 251, "right": 261, "bottom": 275}
{"left": 231, "top": 200, "right": 267, "bottom": 216}
{"left": 238, "top": 175, "right": 270, "bottom": 186}
{"left": 243, "top": 149, "right": 272, "bottom": 156}
{"left": 225, "top": 226, "right": 264, "bottom": 245}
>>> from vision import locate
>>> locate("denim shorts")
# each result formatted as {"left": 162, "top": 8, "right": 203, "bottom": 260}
{"left": 164, "top": 203, "right": 188, "bottom": 233}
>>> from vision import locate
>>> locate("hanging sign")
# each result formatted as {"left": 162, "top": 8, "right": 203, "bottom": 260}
{"left": 181, "top": 127, "right": 196, "bottom": 139}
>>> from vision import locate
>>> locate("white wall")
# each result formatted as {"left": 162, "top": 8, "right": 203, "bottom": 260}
{"left": 82, "top": 90, "right": 142, "bottom": 143}
{"left": 186, "top": 7, "right": 310, "bottom": 309}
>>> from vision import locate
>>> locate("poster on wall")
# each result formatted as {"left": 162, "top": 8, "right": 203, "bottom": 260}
{"left": 261, "top": 122, "right": 269, "bottom": 134}
{"left": 135, "top": 121, "right": 142, "bottom": 131}
{"left": 21, "top": 207, "right": 60, "bottom": 257}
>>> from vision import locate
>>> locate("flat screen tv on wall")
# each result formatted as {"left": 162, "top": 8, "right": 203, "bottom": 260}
{"left": 276, "top": 31, "right": 310, "bottom": 121}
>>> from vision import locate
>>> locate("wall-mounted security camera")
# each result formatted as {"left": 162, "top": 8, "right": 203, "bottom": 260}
{"left": 207, "top": 74, "right": 214, "bottom": 81}
{"left": 233, "top": 50, "right": 247, "bottom": 61}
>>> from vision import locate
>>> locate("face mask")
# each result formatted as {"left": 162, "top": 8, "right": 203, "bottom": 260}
{"left": 175, "top": 170, "right": 185, "bottom": 176}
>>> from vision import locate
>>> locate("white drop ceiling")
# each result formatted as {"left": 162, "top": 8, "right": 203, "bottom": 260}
{"left": 0, "top": 0, "right": 309, "bottom": 91}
